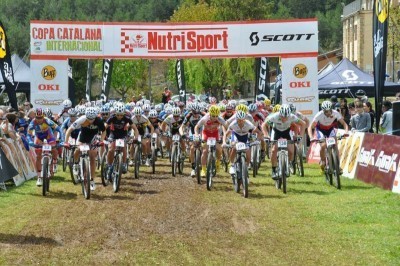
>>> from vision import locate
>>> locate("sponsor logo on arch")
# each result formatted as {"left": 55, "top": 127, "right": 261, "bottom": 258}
{"left": 41, "top": 65, "right": 56, "bottom": 80}
{"left": 286, "top": 96, "right": 315, "bottom": 103}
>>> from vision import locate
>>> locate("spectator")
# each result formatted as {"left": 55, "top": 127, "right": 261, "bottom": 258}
{"left": 23, "top": 101, "right": 33, "bottom": 114}
{"left": 395, "top": 92, "right": 400, "bottom": 101}
{"left": 2, "top": 113, "right": 18, "bottom": 141}
{"left": 348, "top": 102, "right": 356, "bottom": 119}
{"left": 355, "top": 89, "right": 368, "bottom": 103}
{"left": 350, "top": 101, "right": 371, "bottom": 132}
{"left": 380, "top": 100, "right": 393, "bottom": 134}
{"left": 363, "top": 101, "right": 375, "bottom": 133}
{"left": 162, "top": 87, "right": 172, "bottom": 104}
{"left": 330, "top": 95, "right": 340, "bottom": 111}
{"left": 339, "top": 101, "right": 350, "bottom": 129}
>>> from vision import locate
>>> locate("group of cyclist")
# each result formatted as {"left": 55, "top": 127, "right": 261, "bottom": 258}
{"left": 27, "top": 94, "right": 349, "bottom": 192}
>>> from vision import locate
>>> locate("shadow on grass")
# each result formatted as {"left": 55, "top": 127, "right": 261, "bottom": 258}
{"left": 343, "top": 184, "right": 374, "bottom": 190}
{"left": 288, "top": 188, "right": 333, "bottom": 195}
{"left": 0, "top": 233, "right": 62, "bottom": 246}
{"left": 249, "top": 192, "right": 284, "bottom": 199}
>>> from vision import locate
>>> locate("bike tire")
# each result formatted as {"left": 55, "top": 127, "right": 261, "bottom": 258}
{"left": 252, "top": 146, "right": 257, "bottom": 178}
{"left": 222, "top": 148, "right": 228, "bottom": 173}
{"left": 100, "top": 150, "right": 109, "bottom": 186}
{"left": 326, "top": 148, "right": 333, "bottom": 185}
{"left": 206, "top": 152, "right": 215, "bottom": 191}
{"left": 151, "top": 148, "right": 156, "bottom": 174}
{"left": 62, "top": 147, "right": 68, "bottom": 172}
{"left": 42, "top": 157, "right": 49, "bottom": 196}
{"left": 332, "top": 148, "right": 341, "bottom": 189}
{"left": 134, "top": 145, "right": 140, "bottom": 179}
{"left": 81, "top": 158, "right": 91, "bottom": 200}
{"left": 68, "top": 149, "right": 77, "bottom": 185}
{"left": 280, "top": 153, "right": 287, "bottom": 194}
{"left": 113, "top": 153, "right": 122, "bottom": 193}
{"left": 290, "top": 146, "right": 297, "bottom": 175}
{"left": 195, "top": 149, "right": 201, "bottom": 184}
{"left": 171, "top": 145, "right": 177, "bottom": 177}
{"left": 241, "top": 155, "right": 249, "bottom": 198}
{"left": 178, "top": 147, "right": 184, "bottom": 175}
{"left": 266, "top": 142, "right": 271, "bottom": 159}
{"left": 234, "top": 161, "right": 241, "bottom": 193}
{"left": 296, "top": 146, "right": 304, "bottom": 177}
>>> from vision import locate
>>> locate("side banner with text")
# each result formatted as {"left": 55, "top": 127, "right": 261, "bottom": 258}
{"left": 255, "top": 57, "right": 270, "bottom": 101}
{"left": 281, "top": 57, "right": 319, "bottom": 121}
{"left": 31, "top": 59, "right": 69, "bottom": 114}
{"left": 175, "top": 59, "right": 186, "bottom": 104}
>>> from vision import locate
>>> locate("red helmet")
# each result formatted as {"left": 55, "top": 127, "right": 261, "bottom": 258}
{"left": 35, "top": 108, "right": 44, "bottom": 117}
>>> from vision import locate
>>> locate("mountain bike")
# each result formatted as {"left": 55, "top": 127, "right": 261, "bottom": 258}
{"left": 192, "top": 135, "right": 202, "bottom": 184}
{"left": 205, "top": 137, "right": 217, "bottom": 191}
{"left": 102, "top": 138, "right": 126, "bottom": 192}
{"left": 229, "top": 142, "right": 249, "bottom": 198}
{"left": 269, "top": 139, "right": 295, "bottom": 194}
{"left": 221, "top": 139, "right": 231, "bottom": 173}
{"left": 34, "top": 140, "right": 55, "bottom": 196}
{"left": 133, "top": 135, "right": 142, "bottom": 179}
{"left": 150, "top": 133, "right": 158, "bottom": 174}
{"left": 171, "top": 134, "right": 184, "bottom": 177}
{"left": 249, "top": 134, "right": 261, "bottom": 177}
{"left": 290, "top": 137, "right": 304, "bottom": 177}
{"left": 66, "top": 138, "right": 79, "bottom": 185}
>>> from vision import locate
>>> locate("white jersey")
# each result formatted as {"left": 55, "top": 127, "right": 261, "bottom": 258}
{"left": 226, "top": 113, "right": 254, "bottom": 125}
{"left": 228, "top": 119, "right": 255, "bottom": 136}
{"left": 312, "top": 110, "right": 342, "bottom": 130}
{"left": 266, "top": 113, "right": 300, "bottom": 132}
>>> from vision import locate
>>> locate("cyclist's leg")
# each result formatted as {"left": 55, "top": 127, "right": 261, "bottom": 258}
{"left": 89, "top": 149, "right": 97, "bottom": 181}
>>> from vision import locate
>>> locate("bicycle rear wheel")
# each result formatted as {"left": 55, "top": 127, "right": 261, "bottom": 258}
{"left": 81, "top": 158, "right": 91, "bottom": 199}
{"left": 195, "top": 149, "right": 201, "bottom": 184}
{"left": 241, "top": 155, "right": 249, "bottom": 198}
{"left": 296, "top": 145, "right": 304, "bottom": 177}
{"left": 252, "top": 145, "right": 258, "bottom": 177}
{"left": 42, "top": 157, "right": 49, "bottom": 196}
{"left": 234, "top": 160, "right": 241, "bottom": 193}
{"left": 151, "top": 148, "right": 156, "bottom": 174}
{"left": 326, "top": 149, "right": 333, "bottom": 185}
{"left": 279, "top": 153, "right": 287, "bottom": 194}
{"left": 68, "top": 149, "right": 77, "bottom": 185}
{"left": 62, "top": 147, "right": 68, "bottom": 172}
{"left": 113, "top": 153, "right": 122, "bottom": 193}
{"left": 332, "top": 148, "right": 341, "bottom": 189}
{"left": 178, "top": 147, "right": 184, "bottom": 174}
{"left": 100, "top": 150, "right": 109, "bottom": 186}
{"left": 206, "top": 152, "right": 215, "bottom": 191}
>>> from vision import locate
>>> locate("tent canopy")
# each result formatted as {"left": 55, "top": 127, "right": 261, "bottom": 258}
{"left": 0, "top": 54, "right": 30, "bottom": 93}
{"left": 318, "top": 58, "right": 400, "bottom": 98}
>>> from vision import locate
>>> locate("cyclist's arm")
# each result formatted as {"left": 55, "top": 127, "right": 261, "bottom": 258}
{"left": 261, "top": 120, "right": 270, "bottom": 138}
{"left": 131, "top": 123, "right": 139, "bottom": 139}
{"left": 223, "top": 129, "right": 231, "bottom": 145}
{"left": 308, "top": 121, "right": 317, "bottom": 140}
{"left": 295, "top": 119, "right": 306, "bottom": 136}
{"left": 338, "top": 118, "right": 349, "bottom": 134}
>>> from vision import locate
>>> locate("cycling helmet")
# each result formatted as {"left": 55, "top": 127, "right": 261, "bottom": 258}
{"left": 172, "top": 107, "right": 181, "bottom": 116}
{"left": 219, "top": 104, "right": 226, "bottom": 112}
{"left": 226, "top": 102, "right": 235, "bottom": 110}
{"left": 229, "top": 100, "right": 237, "bottom": 108}
{"left": 264, "top": 98, "right": 271, "bottom": 105}
{"left": 279, "top": 104, "right": 291, "bottom": 117}
{"left": 149, "top": 110, "right": 158, "bottom": 118}
{"left": 85, "top": 107, "right": 98, "bottom": 120}
{"left": 35, "top": 108, "right": 44, "bottom": 118}
{"left": 68, "top": 108, "right": 78, "bottom": 117}
{"left": 168, "top": 100, "right": 174, "bottom": 106}
{"left": 133, "top": 107, "right": 142, "bottom": 115}
{"left": 209, "top": 105, "right": 220, "bottom": 116}
{"left": 321, "top": 100, "right": 333, "bottom": 110}
{"left": 177, "top": 101, "right": 185, "bottom": 108}
{"left": 76, "top": 105, "right": 86, "bottom": 116}
{"left": 144, "top": 99, "right": 151, "bottom": 105}
{"left": 62, "top": 99, "right": 72, "bottom": 109}
{"left": 142, "top": 104, "right": 151, "bottom": 112}
{"left": 355, "top": 89, "right": 366, "bottom": 97}
{"left": 44, "top": 108, "right": 53, "bottom": 118}
{"left": 136, "top": 101, "right": 143, "bottom": 107}
{"left": 248, "top": 103, "right": 257, "bottom": 113}
{"left": 155, "top": 104, "right": 162, "bottom": 112}
{"left": 165, "top": 107, "right": 173, "bottom": 115}
{"left": 236, "top": 104, "right": 248, "bottom": 113}
{"left": 236, "top": 110, "right": 246, "bottom": 120}
{"left": 209, "top": 97, "right": 217, "bottom": 104}
{"left": 288, "top": 103, "right": 296, "bottom": 114}
{"left": 115, "top": 103, "right": 125, "bottom": 115}
{"left": 192, "top": 103, "right": 201, "bottom": 113}
{"left": 100, "top": 104, "right": 110, "bottom": 114}
{"left": 272, "top": 104, "right": 281, "bottom": 113}
{"left": 187, "top": 102, "right": 193, "bottom": 111}
{"left": 238, "top": 99, "right": 248, "bottom": 106}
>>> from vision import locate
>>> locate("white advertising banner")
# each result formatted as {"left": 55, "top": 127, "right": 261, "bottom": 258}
{"left": 30, "top": 20, "right": 318, "bottom": 59}
{"left": 281, "top": 57, "right": 319, "bottom": 121}
{"left": 30, "top": 59, "right": 69, "bottom": 114}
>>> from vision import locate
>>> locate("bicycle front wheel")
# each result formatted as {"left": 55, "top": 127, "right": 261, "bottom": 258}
{"left": 252, "top": 145, "right": 258, "bottom": 177}
{"left": 134, "top": 145, "right": 140, "bottom": 179}
{"left": 151, "top": 147, "right": 156, "bottom": 174}
{"left": 241, "top": 155, "right": 249, "bottom": 198}
{"left": 195, "top": 149, "right": 201, "bottom": 184}
{"left": 62, "top": 147, "right": 68, "bottom": 172}
{"left": 326, "top": 148, "right": 333, "bottom": 185}
{"left": 206, "top": 152, "right": 215, "bottom": 191}
{"left": 332, "top": 148, "right": 341, "bottom": 189}
{"left": 113, "top": 153, "right": 122, "bottom": 193}
{"left": 42, "top": 157, "right": 49, "bottom": 196}
{"left": 279, "top": 153, "right": 287, "bottom": 194}
{"left": 100, "top": 150, "right": 109, "bottom": 186}
{"left": 81, "top": 158, "right": 91, "bottom": 199}
{"left": 296, "top": 145, "right": 304, "bottom": 177}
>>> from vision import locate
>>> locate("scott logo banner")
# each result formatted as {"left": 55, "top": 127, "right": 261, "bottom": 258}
{"left": 255, "top": 57, "right": 270, "bottom": 101}
{"left": 99, "top": 59, "right": 113, "bottom": 103}
{"left": 0, "top": 20, "right": 18, "bottom": 110}
{"left": 175, "top": 59, "right": 186, "bottom": 104}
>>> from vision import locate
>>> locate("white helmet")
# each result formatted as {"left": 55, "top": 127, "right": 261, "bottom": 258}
{"left": 321, "top": 101, "right": 333, "bottom": 110}
{"left": 76, "top": 105, "right": 86, "bottom": 116}
{"left": 155, "top": 104, "right": 162, "bottom": 112}
{"left": 172, "top": 107, "right": 181, "bottom": 116}
{"left": 133, "top": 107, "right": 142, "bottom": 115}
{"left": 149, "top": 110, "right": 158, "bottom": 118}
{"left": 144, "top": 100, "right": 151, "bottom": 105}
{"left": 68, "top": 108, "right": 78, "bottom": 117}
{"left": 279, "top": 104, "right": 291, "bottom": 117}
{"left": 142, "top": 104, "right": 151, "bottom": 112}
{"left": 136, "top": 101, "right": 143, "bottom": 107}
{"left": 115, "top": 103, "right": 125, "bottom": 115}
{"left": 238, "top": 99, "right": 248, "bottom": 106}
{"left": 63, "top": 99, "right": 72, "bottom": 108}
{"left": 85, "top": 107, "right": 98, "bottom": 120}
{"left": 236, "top": 110, "right": 246, "bottom": 120}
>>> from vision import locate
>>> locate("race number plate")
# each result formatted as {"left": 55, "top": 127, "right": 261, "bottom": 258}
{"left": 193, "top": 135, "right": 200, "bottom": 142}
{"left": 42, "top": 144, "right": 52, "bottom": 151}
{"left": 116, "top": 139, "right": 125, "bottom": 147}
{"left": 79, "top": 144, "right": 90, "bottom": 152}
{"left": 173, "top": 135, "right": 180, "bottom": 141}
{"left": 277, "top": 139, "right": 288, "bottom": 148}
{"left": 68, "top": 138, "right": 76, "bottom": 145}
{"left": 326, "top": 137, "right": 336, "bottom": 147}
{"left": 207, "top": 138, "right": 216, "bottom": 146}
{"left": 152, "top": 133, "right": 158, "bottom": 139}
{"left": 236, "top": 142, "right": 247, "bottom": 151}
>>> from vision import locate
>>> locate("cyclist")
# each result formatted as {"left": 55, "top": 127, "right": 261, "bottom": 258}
{"left": 161, "top": 107, "right": 186, "bottom": 161}
{"left": 131, "top": 106, "right": 154, "bottom": 166}
{"left": 248, "top": 103, "right": 266, "bottom": 160}
{"left": 179, "top": 103, "right": 203, "bottom": 177}
{"left": 221, "top": 102, "right": 235, "bottom": 121}
{"left": 223, "top": 110, "right": 261, "bottom": 175}
{"left": 194, "top": 105, "right": 228, "bottom": 177}
{"left": 27, "top": 108, "right": 63, "bottom": 186}
{"left": 308, "top": 101, "right": 349, "bottom": 172}
{"left": 261, "top": 104, "right": 306, "bottom": 179}
{"left": 105, "top": 103, "right": 139, "bottom": 178}
{"left": 64, "top": 107, "right": 106, "bottom": 191}
{"left": 55, "top": 99, "right": 72, "bottom": 124}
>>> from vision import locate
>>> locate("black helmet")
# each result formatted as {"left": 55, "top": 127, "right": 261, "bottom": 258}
{"left": 355, "top": 89, "right": 366, "bottom": 97}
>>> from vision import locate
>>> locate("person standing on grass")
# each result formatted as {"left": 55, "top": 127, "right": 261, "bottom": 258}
{"left": 350, "top": 101, "right": 371, "bottom": 133}
{"left": 363, "top": 102, "right": 375, "bottom": 133}
{"left": 380, "top": 100, "right": 393, "bottom": 135}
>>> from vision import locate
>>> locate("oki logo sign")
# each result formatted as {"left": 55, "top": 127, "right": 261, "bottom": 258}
{"left": 289, "top": 81, "right": 311, "bottom": 88}
{"left": 41, "top": 65, "right": 56, "bottom": 80}
{"left": 38, "top": 84, "right": 60, "bottom": 91}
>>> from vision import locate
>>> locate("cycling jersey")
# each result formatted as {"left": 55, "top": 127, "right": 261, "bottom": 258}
{"left": 28, "top": 117, "right": 59, "bottom": 144}
{"left": 62, "top": 117, "right": 80, "bottom": 139}
{"left": 226, "top": 113, "right": 254, "bottom": 125}
{"left": 131, "top": 115, "right": 150, "bottom": 136}
{"left": 183, "top": 112, "right": 203, "bottom": 134}
{"left": 312, "top": 110, "right": 342, "bottom": 131}
{"left": 266, "top": 113, "right": 300, "bottom": 132}
{"left": 228, "top": 119, "right": 255, "bottom": 143}
{"left": 106, "top": 114, "right": 133, "bottom": 139}
{"left": 163, "top": 114, "right": 184, "bottom": 135}
{"left": 197, "top": 114, "right": 227, "bottom": 141}
{"left": 71, "top": 116, "right": 105, "bottom": 144}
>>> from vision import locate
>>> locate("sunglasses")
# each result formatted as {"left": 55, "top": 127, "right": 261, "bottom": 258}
{"left": 102, "top": 113, "right": 109, "bottom": 116}
{"left": 36, "top": 116, "right": 44, "bottom": 119}
{"left": 116, "top": 114, "right": 124, "bottom": 117}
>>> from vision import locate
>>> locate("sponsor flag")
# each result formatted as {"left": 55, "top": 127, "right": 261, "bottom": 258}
{"left": 0, "top": 20, "right": 18, "bottom": 109}
{"left": 254, "top": 57, "right": 270, "bottom": 102}
{"left": 85, "top": 59, "right": 93, "bottom": 101}
{"left": 373, "top": 0, "right": 389, "bottom": 133}
{"left": 100, "top": 59, "right": 113, "bottom": 104}
{"left": 175, "top": 59, "right": 186, "bottom": 104}
{"left": 68, "top": 59, "right": 75, "bottom": 106}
